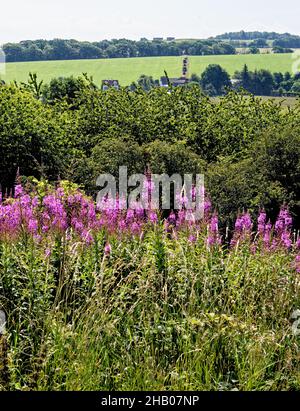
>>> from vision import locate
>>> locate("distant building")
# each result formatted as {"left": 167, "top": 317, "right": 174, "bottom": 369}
{"left": 160, "top": 76, "right": 190, "bottom": 88}
{"left": 153, "top": 37, "right": 164, "bottom": 42}
{"left": 166, "top": 37, "right": 176, "bottom": 42}
{"left": 230, "top": 79, "right": 240, "bottom": 86}
{"left": 101, "top": 80, "right": 120, "bottom": 91}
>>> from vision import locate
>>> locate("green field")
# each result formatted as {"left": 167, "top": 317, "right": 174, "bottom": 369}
{"left": 1, "top": 53, "right": 296, "bottom": 86}
{"left": 213, "top": 95, "right": 299, "bottom": 108}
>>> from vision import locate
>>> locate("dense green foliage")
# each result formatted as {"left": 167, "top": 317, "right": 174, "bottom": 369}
{"left": 3, "top": 32, "right": 300, "bottom": 65}
{"left": 215, "top": 30, "right": 299, "bottom": 41}
{"left": 233, "top": 65, "right": 300, "bottom": 96}
{"left": 200, "top": 64, "right": 231, "bottom": 96}
{"left": 198, "top": 65, "right": 300, "bottom": 97}
{"left": 0, "top": 79, "right": 300, "bottom": 227}
{"left": 215, "top": 30, "right": 300, "bottom": 48}
{"left": 133, "top": 65, "right": 300, "bottom": 97}
{"left": 3, "top": 38, "right": 236, "bottom": 62}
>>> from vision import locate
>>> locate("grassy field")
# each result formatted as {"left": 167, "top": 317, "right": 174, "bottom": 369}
{"left": 1, "top": 53, "right": 296, "bottom": 86}
{"left": 212, "top": 96, "right": 299, "bottom": 108}
{"left": 260, "top": 96, "right": 299, "bottom": 107}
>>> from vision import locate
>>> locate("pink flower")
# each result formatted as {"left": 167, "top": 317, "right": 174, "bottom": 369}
{"left": 281, "top": 231, "right": 292, "bottom": 249}
{"left": 104, "top": 243, "right": 111, "bottom": 256}
{"left": 45, "top": 248, "right": 51, "bottom": 258}
{"left": 275, "top": 207, "right": 293, "bottom": 233}
{"left": 131, "top": 222, "right": 141, "bottom": 234}
{"left": 210, "top": 215, "right": 219, "bottom": 233}
{"left": 207, "top": 215, "right": 221, "bottom": 247}
{"left": 126, "top": 209, "right": 135, "bottom": 222}
{"left": 14, "top": 185, "right": 24, "bottom": 198}
{"left": 168, "top": 212, "right": 176, "bottom": 225}
{"left": 81, "top": 230, "right": 93, "bottom": 245}
{"left": 258, "top": 210, "right": 267, "bottom": 234}
{"left": 28, "top": 219, "right": 38, "bottom": 234}
{"left": 149, "top": 211, "right": 158, "bottom": 224}
{"left": 207, "top": 235, "right": 215, "bottom": 246}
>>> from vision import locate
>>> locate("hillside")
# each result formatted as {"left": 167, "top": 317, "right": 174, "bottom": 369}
{"left": 2, "top": 53, "right": 296, "bottom": 86}
{"left": 213, "top": 30, "right": 299, "bottom": 40}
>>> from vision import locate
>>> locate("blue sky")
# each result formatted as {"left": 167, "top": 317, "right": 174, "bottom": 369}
{"left": 1, "top": 0, "right": 299, "bottom": 43}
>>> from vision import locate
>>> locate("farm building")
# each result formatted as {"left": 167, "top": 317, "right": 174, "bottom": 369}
{"left": 160, "top": 76, "right": 190, "bottom": 87}
{"left": 101, "top": 80, "right": 120, "bottom": 91}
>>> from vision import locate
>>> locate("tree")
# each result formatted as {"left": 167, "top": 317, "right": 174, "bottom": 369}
{"left": 252, "top": 38, "right": 268, "bottom": 48}
{"left": 3, "top": 43, "right": 25, "bottom": 62}
{"left": 42, "top": 76, "right": 87, "bottom": 104}
{"left": 144, "top": 140, "right": 205, "bottom": 176}
{"left": 255, "top": 69, "right": 274, "bottom": 95}
{"left": 190, "top": 73, "right": 201, "bottom": 83}
{"left": 249, "top": 46, "right": 260, "bottom": 54}
{"left": 78, "top": 43, "right": 103, "bottom": 59}
{"left": 273, "top": 72, "right": 284, "bottom": 88}
{"left": 0, "top": 85, "right": 68, "bottom": 192}
{"left": 291, "top": 81, "right": 300, "bottom": 94}
{"left": 240, "top": 64, "right": 252, "bottom": 91}
{"left": 272, "top": 46, "right": 293, "bottom": 54}
{"left": 249, "top": 70, "right": 273, "bottom": 95}
{"left": 200, "top": 64, "right": 231, "bottom": 96}
{"left": 235, "top": 67, "right": 274, "bottom": 95}
{"left": 90, "top": 138, "right": 145, "bottom": 183}
{"left": 284, "top": 72, "right": 292, "bottom": 81}
{"left": 48, "top": 39, "right": 79, "bottom": 60}
{"left": 26, "top": 44, "right": 44, "bottom": 61}
{"left": 21, "top": 73, "right": 44, "bottom": 99}
{"left": 137, "top": 75, "right": 157, "bottom": 91}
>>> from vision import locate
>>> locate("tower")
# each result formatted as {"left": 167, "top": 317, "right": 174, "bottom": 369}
{"left": 182, "top": 56, "right": 189, "bottom": 79}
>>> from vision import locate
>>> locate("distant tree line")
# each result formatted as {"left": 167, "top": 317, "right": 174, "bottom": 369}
{"left": 4, "top": 33, "right": 299, "bottom": 63}
{"left": 2, "top": 38, "right": 236, "bottom": 62}
{"left": 273, "top": 37, "right": 300, "bottom": 48}
{"left": 214, "top": 30, "right": 299, "bottom": 41}
{"left": 214, "top": 31, "right": 300, "bottom": 49}
{"left": 233, "top": 65, "right": 300, "bottom": 96}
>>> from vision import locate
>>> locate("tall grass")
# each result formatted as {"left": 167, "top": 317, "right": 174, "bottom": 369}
{"left": 0, "top": 183, "right": 300, "bottom": 391}
{"left": 0, "top": 229, "right": 300, "bottom": 390}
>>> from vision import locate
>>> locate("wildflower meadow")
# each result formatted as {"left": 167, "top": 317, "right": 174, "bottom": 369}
{"left": 0, "top": 179, "right": 300, "bottom": 391}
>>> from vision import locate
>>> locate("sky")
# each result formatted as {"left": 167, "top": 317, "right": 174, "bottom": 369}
{"left": 0, "top": 0, "right": 299, "bottom": 44}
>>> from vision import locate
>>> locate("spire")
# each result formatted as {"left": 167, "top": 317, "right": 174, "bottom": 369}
{"left": 182, "top": 56, "right": 189, "bottom": 79}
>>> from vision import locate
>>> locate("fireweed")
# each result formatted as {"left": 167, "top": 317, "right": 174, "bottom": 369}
{"left": 1, "top": 182, "right": 300, "bottom": 391}
{"left": 0, "top": 183, "right": 299, "bottom": 271}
